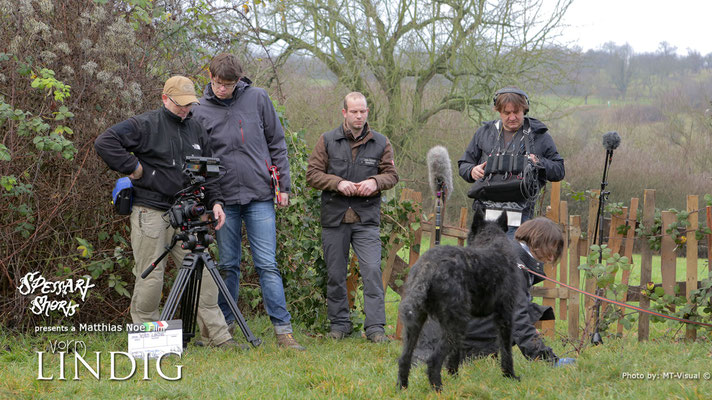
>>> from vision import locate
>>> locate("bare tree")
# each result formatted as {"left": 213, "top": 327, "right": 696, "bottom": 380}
{"left": 231, "top": 0, "right": 573, "bottom": 158}
{"left": 602, "top": 42, "right": 634, "bottom": 99}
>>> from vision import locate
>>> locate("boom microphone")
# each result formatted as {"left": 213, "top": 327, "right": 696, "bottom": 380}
{"left": 592, "top": 130, "right": 621, "bottom": 346}
{"left": 426, "top": 146, "right": 453, "bottom": 200}
{"left": 602, "top": 131, "right": 621, "bottom": 151}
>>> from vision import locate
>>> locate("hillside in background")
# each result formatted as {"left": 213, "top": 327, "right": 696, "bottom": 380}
{"left": 277, "top": 46, "right": 712, "bottom": 223}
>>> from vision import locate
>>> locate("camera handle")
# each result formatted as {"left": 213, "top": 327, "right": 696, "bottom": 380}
{"left": 140, "top": 234, "right": 180, "bottom": 279}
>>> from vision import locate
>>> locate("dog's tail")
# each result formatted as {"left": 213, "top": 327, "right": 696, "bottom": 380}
{"left": 399, "top": 275, "right": 430, "bottom": 323}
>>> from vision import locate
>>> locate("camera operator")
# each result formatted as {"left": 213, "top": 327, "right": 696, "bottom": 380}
{"left": 458, "top": 87, "right": 565, "bottom": 238}
{"left": 94, "top": 75, "right": 238, "bottom": 349}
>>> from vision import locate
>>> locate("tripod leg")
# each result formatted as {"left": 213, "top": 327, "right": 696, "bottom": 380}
{"left": 161, "top": 260, "right": 194, "bottom": 319}
{"left": 160, "top": 253, "right": 201, "bottom": 347}
{"left": 200, "top": 253, "right": 262, "bottom": 347}
{"left": 179, "top": 258, "right": 201, "bottom": 347}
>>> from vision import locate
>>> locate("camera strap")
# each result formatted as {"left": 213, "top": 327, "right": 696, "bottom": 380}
{"left": 266, "top": 162, "right": 280, "bottom": 202}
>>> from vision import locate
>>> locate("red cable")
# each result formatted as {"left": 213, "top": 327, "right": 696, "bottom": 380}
{"left": 519, "top": 264, "right": 712, "bottom": 328}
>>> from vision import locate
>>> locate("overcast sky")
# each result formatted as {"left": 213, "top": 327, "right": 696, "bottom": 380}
{"left": 557, "top": 0, "right": 711, "bottom": 55}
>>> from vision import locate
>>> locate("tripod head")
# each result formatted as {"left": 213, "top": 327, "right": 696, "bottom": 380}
{"left": 166, "top": 157, "right": 223, "bottom": 250}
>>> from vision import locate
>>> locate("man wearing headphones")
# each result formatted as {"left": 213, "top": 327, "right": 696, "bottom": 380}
{"left": 458, "top": 87, "right": 565, "bottom": 237}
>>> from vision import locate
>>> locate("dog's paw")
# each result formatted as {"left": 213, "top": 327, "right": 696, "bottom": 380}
{"left": 503, "top": 372, "right": 521, "bottom": 382}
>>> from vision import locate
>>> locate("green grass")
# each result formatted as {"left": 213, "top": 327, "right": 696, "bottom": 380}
{"left": 2, "top": 240, "right": 710, "bottom": 399}
{"left": 3, "top": 289, "right": 712, "bottom": 399}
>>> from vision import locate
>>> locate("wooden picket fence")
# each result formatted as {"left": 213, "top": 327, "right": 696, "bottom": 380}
{"left": 345, "top": 183, "right": 712, "bottom": 341}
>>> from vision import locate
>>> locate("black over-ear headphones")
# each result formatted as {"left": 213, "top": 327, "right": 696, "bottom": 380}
{"left": 492, "top": 87, "right": 530, "bottom": 107}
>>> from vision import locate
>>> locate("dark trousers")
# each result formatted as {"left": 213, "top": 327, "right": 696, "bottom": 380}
{"left": 322, "top": 223, "right": 385, "bottom": 336}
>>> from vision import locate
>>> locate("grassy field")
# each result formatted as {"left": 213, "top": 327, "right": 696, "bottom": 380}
{"left": 2, "top": 237, "right": 710, "bottom": 399}
{"left": 2, "top": 288, "right": 712, "bottom": 399}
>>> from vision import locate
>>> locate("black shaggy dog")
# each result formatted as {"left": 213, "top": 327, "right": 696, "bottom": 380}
{"left": 397, "top": 209, "right": 522, "bottom": 391}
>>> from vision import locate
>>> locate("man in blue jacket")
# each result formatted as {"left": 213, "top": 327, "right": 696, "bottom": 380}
{"left": 94, "top": 75, "right": 237, "bottom": 348}
{"left": 192, "top": 54, "right": 304, "bottom": 350}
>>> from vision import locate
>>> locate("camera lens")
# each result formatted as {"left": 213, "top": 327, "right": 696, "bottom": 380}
{"left": 187, "top": 204, "right": 205, "bottom": 218}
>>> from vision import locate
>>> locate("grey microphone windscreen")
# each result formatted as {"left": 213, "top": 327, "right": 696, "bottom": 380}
{"left": 427, "top": 145, "right": 453, "bottom": 200}
{"left": 602, "top": 131, "right": 621, "bottom": 151}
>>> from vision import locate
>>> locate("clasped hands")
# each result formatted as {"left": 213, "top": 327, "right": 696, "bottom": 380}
{"left": 337, "top": 178, "right": 378, "bottom": 197}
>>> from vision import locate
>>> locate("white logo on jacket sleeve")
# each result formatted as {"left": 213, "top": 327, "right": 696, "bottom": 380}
{"left": 192, "top": 144, "right": 201, "bottom": 150}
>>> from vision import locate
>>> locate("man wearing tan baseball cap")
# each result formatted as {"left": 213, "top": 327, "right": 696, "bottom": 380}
{"left": 161, "top": 75, "right": 200, "bottom": 120}
{"left": 95, "top": 75, "right": 243, "bottom": 349}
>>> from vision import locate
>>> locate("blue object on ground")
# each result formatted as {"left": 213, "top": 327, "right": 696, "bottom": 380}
{"left": 556, "top": 357, "right": 576, "bottom": 367}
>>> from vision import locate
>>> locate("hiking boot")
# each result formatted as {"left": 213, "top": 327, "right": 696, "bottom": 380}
{"left": 367, "top": 332, "right": 390, "bottom": 343}
{"left": 216, "top": 339, "right": 249, "bottom": 350}
{"left": 326, "top": 330, "right": 349, "bottom": 340}
{"left": 276, "top": 333, "right": 306, "bottom": 350}
{"left": 227, "top": 321, "right": 237, "bottom": 337}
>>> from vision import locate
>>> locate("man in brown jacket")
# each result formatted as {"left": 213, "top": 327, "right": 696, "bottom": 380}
{"left": 306, "top": 92, "right": 399, "bottom": 343}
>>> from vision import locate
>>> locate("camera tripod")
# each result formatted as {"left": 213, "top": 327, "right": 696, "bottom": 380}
{"left": 141, "top": 220, "right": 262, "bottom": 349}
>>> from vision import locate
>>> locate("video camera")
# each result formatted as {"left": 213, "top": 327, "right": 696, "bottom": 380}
{"left": 183, "top": 156, "right": 220, "bottom": 184}
{"left": 166, "top": 156, "right": 221, "bottom": 231}
{"left": 142, "top": 156, "right": 222, "bottom": 276}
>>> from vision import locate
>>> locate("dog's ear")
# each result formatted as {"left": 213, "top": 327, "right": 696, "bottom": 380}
{"left": 471, "top": 206, "right": 485, "bottom": 235}
{"left": 496, "top": 211, "right": 508, "bottom": 232}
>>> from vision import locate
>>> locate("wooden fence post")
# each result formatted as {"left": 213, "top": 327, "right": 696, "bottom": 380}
{"left": 568, "top": 215, "right": 582, "bottom": 341}
{"left": 457, "top": 208, "right": 469, "bottom": 247}
{"left": 639, "top": 189, "right": 655, "bottom": 342}
{"left": 540, "top": 182, "right": 561, "bottom": 337}
{"left": 686, "top": 195, "right": 698, "bottom": 341}
{"left": 617, "top": 198, "right": 639, "bottom": 336}
{"left": 559, "top": 201, "right": 569, "bottom": 320}
{"left": 607, "top": 207, "right": 627, "bottom": 255}
{"left": 585, "top": 190, "right": 600, "bottom": 323}
{"left": 599, "top": 208, "right": 626, "bottom": 317}
{"left": 549, "top": 181, "right": 561, "bottom": 223}
{"left": 661, "top": 211, "right": 677, "bottom": 297}
{"left": 347, "top": 256, "right": 358, "bottom": 309}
